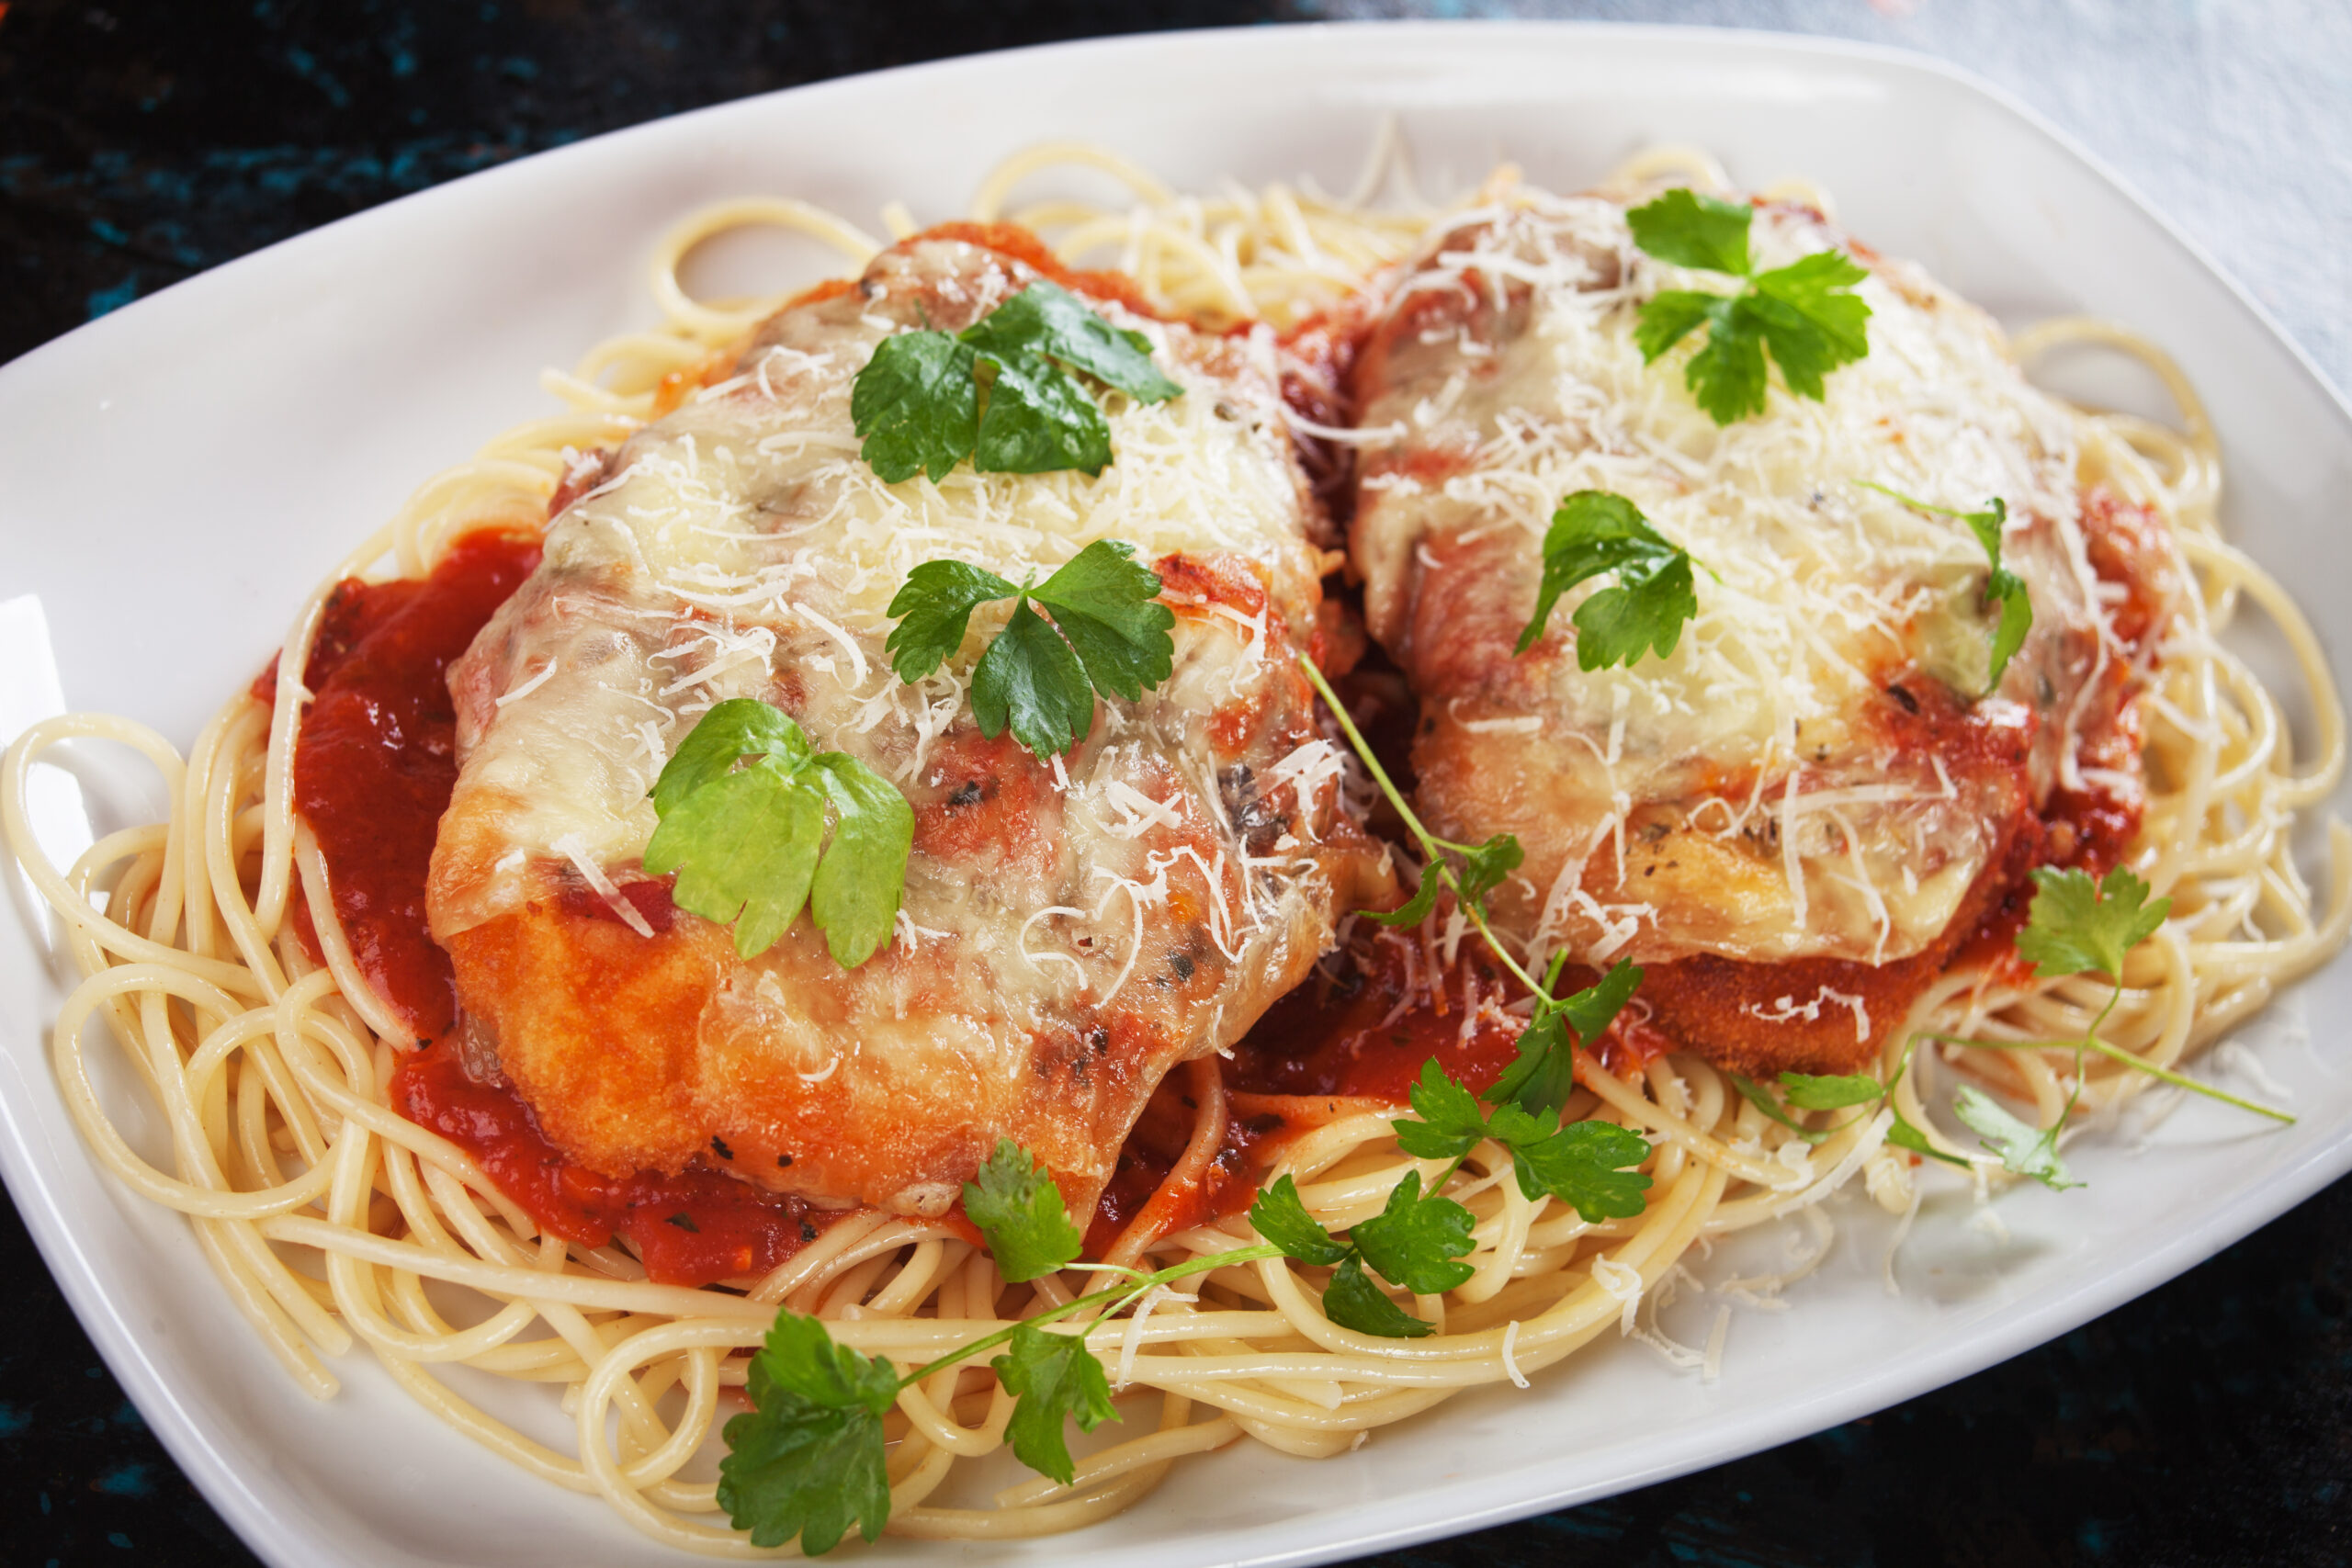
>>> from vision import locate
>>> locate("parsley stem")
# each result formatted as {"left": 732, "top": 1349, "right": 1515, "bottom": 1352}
{"left": 1297, "top": 654, "right": 1554, "bottom": 1005}
{"left": 2083, "top": 1035, "right": 2294, "bottom": 1122}
{"left": 891, "top": 1244, "right": 1284, "bottom": 1392}
{"left": 1920, "top": 1031, "right": 2292, "bottom": 1124}
{"left": 1296, "top": 654, "right": 1443, "bottom": 861}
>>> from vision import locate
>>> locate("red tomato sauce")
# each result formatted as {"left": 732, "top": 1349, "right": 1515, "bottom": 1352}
{"left": 275, "top": 525, "right": 832, "bottom": 1288}
{"left": 390, "top": 1038, "right": 825, "bottom": 1287}
{"left": 261, "top": 531, "right": 541, "bottom": 1043}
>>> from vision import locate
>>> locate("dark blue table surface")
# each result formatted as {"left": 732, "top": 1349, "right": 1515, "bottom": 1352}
{"left": 6, "top": 3, "right": 2349, "bottom": 1564}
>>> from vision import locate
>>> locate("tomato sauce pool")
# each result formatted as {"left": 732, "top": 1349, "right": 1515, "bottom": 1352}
{"left": 273, "top": 529, "right": 829, "bottom": 1286}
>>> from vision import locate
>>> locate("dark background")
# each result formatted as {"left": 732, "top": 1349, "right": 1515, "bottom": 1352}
{"left": 6, "top": 2, "right": 2352, "bottom": 1564}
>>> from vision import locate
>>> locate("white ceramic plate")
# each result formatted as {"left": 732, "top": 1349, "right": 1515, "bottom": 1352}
{"left": 6, "top": 22, "right": 2350, "bottom": 1568}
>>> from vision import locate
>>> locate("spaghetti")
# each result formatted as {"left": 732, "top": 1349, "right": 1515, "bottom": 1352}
{"left": 5, "top": 141, "right": 2346, "bottom": 1555}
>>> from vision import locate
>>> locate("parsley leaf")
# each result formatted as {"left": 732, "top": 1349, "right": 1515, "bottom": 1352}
{"left": 1363, "top": 873, "right": 1442, "bottom": 931}
{"left": 1732, "top": 1067, "right": 1886, "bottom": 1144}
{"left": 1861, "top": 485, "right": 2034, "bottom": 690}
{"left": 882, "top": 559, "right": 1023, "bottom": 682}
{"left": 716, "top": 1313, "right": 898, "bottom": 1554}
{"left": 1680, "top": 299, "right": 1772, "bottom": 425}
{"left": 1511, "top": 1121, "right": 1655, "bottom": 1221}
{"left": 1491, "top": 1010, "right": 1577, "bottom": 1124}
{"left": 650, "top": 766, "right": 822, "bottom": 957}
{"left": 1364, "top": 832, "right": 1522, "bottom": 930}
{"left": 1323, "top": 1256, "right": 1436, "bottom": 1338}
{"left": 1391, "top": 1060, "right": 1653, "bottom": 1222}
{"left": 974, "top": 600, "right": 1094, "bottom": 756}
{"left": 887, "top": 538, "right": 1176, "bottom": 758}
{"left": 850, "top": 280, "right": 1181, "bottom": 483}
{"left": 2016, "top": 865, "right": 2170, "bottom": 984}
{"left": 1248, "top": 1174, "right": 1349, "bottom": 1267}
{"left": 1970, "top": 507, "right": 2035, "bottom": 688}
{"left": 643, "top": 698, "right": 913, "bottom": 966}
{"left": 962, "top": 280, "right": 1182, "bottom": 403}
{"left": 1886, "top": 1107, "right": 1970, "bottom": 1168}
{"left": 1490, "top": 960, "right": 1645, "bottom": 1120}
{"left": 1349, "top": 1171, "right": 1477, "bottom": 1295}
{"left": 1780, "top": 1071, "right": 1885, "bottom": 1111}
{"left": 751, "top": 1308, "right": 900, "bottom": 1412}
{"left": 650, "top": 696, "right": 809, "bottom": 816}
{"left": 1952, "top": 1086, "right": 2081, "bottom": 1190}
{"left": 1514, "top": 491, "right": 1700, "bottom": 671}
{"left": 850, "top": 333, "right": 981, "bottom": 484}
{"left": 1747, "top": 251, "right": 1873, "bottom": 398}
{"left": 1556, "top": 956, "right": 1646, "bottom": 1044}
{"left": 1452, "top": 831, "right": 1527, "bottom": 908}
{"left": 1625, "top": 188, "right": 1873, "bottom": 425}
{"left": 1633, "top": 289, "right": 1732, "bottom": 367}
{"left": 974, "top": 346, "right": 1114, "bottom": 475}
{"left": 1393, "top": 1059, "right": 1490, "bottom": 1163}
{"left": 1026, "top": 536, "right": 1180, "bottom": 703}
{"left": 1250, "top": 1175, "right": 1445, "bottom": 1338}
{"left": 963, "top": 1139, "right": 1084, "bottom": 1283}
{"left": 1730, "top": 1072, "right": 1832, "bottom": 1145}
{"left": 806, "top": 755, "right": 918, "bottom": 966}
{"left": 991, "top": 1323, "right": 1121, "bottom": 1484}
{"left": 1626, "top": 187, "right": 1753, "bottom": 274}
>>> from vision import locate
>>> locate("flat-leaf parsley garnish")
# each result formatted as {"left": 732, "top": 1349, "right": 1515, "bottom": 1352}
{"left": 1627, "top": 186, "right": 1872, "bottom": 424}
{"left": 643, "top": 697, "right": 913, "bottom": 965}
{"left": 850, "top": 279, "right": 1182, "bottom": 483}
{"left": 720, "top": 1139, "right": 1288, "bottom": 1552}
{"left": 1861, "top": 482, "right": 2033, "bottom": 691}
{"left": 1922, "top": 864, "right": 2289, "bottom": 1188}
{"left": 886, "top": 537, "right": 1177, "bottom": 758}
{"left": 1250, "top": 1172, "right": 1470, "bottom": 1337}
{"left": 716, "top": 1312, "right": 899, "bottom": 1554}
{"left": 1296, "top": 653, "right": 1658, "bottom": 1213}
{"left": 992, "top": 1322, "right": 1121, "bottom": 1484}
{"left": 963, "top": 1137, "right": 1087, "bottom": 1283}
{"left": 1395, "top": 1057, "right": 1654, "bottom": 1222}
{"left": 1514, "top": 490, "right": 1700, "bottom": 671}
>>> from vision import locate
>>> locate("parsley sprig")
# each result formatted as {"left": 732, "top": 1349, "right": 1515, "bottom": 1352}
{"left": 1514, "top": 490, "right": 1701, "bottom": 671}
{"left": 851, "top": 279, "right": 1182, "bottom": 483}
{"left": 1250, "top": 1172, "right": 1472, "bottom": 1337}
{"left": 1627, "top": 187, "right": 1873, "bottom": 425}
{"left": 718, "top": 1207, "right": 1285, "bottom": 1551}
{"left": 1297, "top": 650, "right": 1657, "bottom": 1186}
{"left": 718, "top": 1120, "right": 1519, "bottom": 1550}
{"left": 719, "top": 1081, "right": 1654, "bottom": 1553}
{"left": 642, "top": 698, "right": 914, "bottom": 965}
{"left": 1396, "top": 1057, "right": 1655, "bottom": 1221}
{"left": 1714, "top": 1035, "right": 1955, "bottom": 1169}
{"left": 886, "top": 538, "right": 1177, "bottom": 758}
{"left": 1922, "top": 865, "right": 2289, "bottom": 1188}
{"left": 1860, "top": 482, "right": 2033, "bottom": 692}
{"left": 963, "top": 1138, "right": 1088, "bottom": 1283}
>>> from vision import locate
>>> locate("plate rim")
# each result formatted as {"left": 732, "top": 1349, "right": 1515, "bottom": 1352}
{"left": 6, "top": 19, "right": 2350, "bottom": 1568}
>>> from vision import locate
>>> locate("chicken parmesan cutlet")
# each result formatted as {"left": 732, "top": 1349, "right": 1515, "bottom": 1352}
{"left": 1347, "top": 185, "right": 2180, "bottom": 1077}
{"left": 426, "top": 227, "right": 1383, "bottom": 1222}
